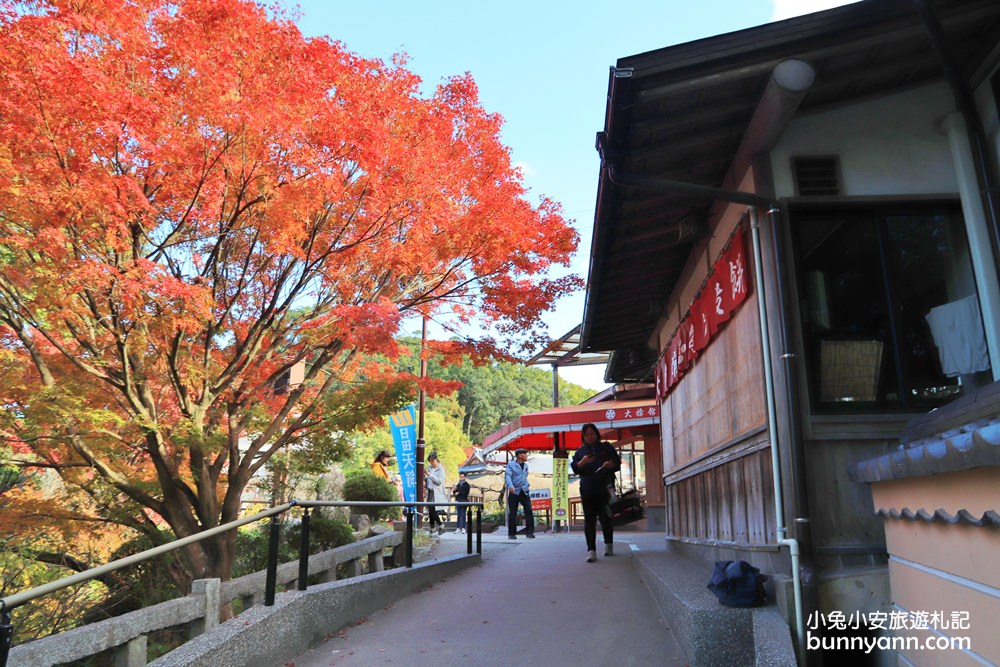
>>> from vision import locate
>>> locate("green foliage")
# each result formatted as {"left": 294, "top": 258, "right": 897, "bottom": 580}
{"left": 480, "top": 510, "right": 507, "bottom": 525}
{"left": 342, "top": 471, "right": 400, "bottom": 520}
{"left": 81, "top": 532, "right": 186, "bottom": 624}
{"left": 232, "top": 515, "right": 355, "bottom": 578}
{"left": 397, "top": 336, "right": 596, "bottom": 444}
{"left": 0, "top": 536, "right": 105, "bottom": 643}
{"left": 0, "top": 463, "right": 21, "bottom": 495}
{"left": 285, "top": 514, "right": 356, "bottom": 553}
{"left": 232, "top": 525, "right": 291, "bottom": 578}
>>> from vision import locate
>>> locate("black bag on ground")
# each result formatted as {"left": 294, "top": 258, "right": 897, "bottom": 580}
{"left": 609, "top": 489, "right": 644, "bottom": 526}
{"left": 707, "top": 560, "right": 767, "bottom": 607}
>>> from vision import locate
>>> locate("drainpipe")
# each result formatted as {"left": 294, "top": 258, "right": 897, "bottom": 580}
{"left": 750, "top": 207, "right": 806, "bottom": 666}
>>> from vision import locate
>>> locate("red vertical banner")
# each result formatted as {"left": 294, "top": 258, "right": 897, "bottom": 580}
{"left": 676, "top": 320, "right": 691, "bottom": 371}
{"left": 668, "top": 335, "right": 680, "bottom": 388}
{"left": 657, "top": 224, "right": 751, "bottom": 399}
{"left": 691, "top": 296, "right": 710, "bottom": 353}
{"left": 707, "top": 263, "right": 731, "bottom": 331}
{"left": 723, "top": 228, "right": 749, "bottom": 311}
{"left": 655, "top": 353, "right": 665, "bottom": 399}
{"left": 684, "top": 315, "right": 697, "bottom": 365}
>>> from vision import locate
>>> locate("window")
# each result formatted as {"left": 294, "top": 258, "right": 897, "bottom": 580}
{"left": 792, "top": 202, "right": 992, "bottom": 411}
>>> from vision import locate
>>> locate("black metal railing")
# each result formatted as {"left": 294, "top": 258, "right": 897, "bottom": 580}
{"left": 0, "top": 499, "right": 482, "bottom": 667}
{"left": 269, "top": 500, "right": 483, "bottom": 604}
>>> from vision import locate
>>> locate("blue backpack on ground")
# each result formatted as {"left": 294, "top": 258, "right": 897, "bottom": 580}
{"left": 707, "top": 560, "right": 767, "bottom": 607}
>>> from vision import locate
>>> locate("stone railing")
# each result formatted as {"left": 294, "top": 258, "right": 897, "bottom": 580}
{"left": 7, "top": 532, "right": 402, "bottom": 667}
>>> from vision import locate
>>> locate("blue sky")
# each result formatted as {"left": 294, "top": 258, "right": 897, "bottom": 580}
{"left": 292, "top": 1, "right": 855, "bottom": 390}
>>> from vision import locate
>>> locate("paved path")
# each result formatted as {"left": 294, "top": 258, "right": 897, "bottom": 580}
{"left": 293, "top": 530, "right": 686, "bottom": 667}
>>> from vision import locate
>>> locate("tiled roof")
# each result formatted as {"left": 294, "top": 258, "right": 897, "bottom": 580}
{"left": 874, "top": 507, "right": 1000, "bottom": 527}
{"left": 851, "top": 420, "right": 1000, "bottom": 483}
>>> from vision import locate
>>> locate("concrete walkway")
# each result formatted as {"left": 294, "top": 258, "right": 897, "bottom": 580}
{"left": 293, "top": 529, "right": 686, "bottom": 667}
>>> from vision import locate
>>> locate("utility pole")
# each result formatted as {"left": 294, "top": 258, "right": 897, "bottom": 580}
{"left": 415, "top": 316, "right": 427, "bottom": 525}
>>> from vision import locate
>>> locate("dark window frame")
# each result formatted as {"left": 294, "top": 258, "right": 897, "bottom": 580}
{"left": 789, "top": 200, "right": 991, "bottom": 413}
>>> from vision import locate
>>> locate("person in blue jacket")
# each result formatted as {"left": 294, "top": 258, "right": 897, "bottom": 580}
{"left": 504, "top": 448, "right": 535, "bottom": 539}
{"left": 571, "top": 423, "right": 622, "bottom": 562}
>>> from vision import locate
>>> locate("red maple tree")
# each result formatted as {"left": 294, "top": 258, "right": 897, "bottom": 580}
{"left": 0, "top": 0, "right": 579, "bottom": 581}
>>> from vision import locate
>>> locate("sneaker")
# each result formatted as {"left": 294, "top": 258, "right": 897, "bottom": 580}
{"left": 586, "top": 550, "right": 597, "bottom": 563}
{"left": 508, "top": 535, "right": 517, "bottom": 540}
{"left": 604, "top": 544, "right": 614, "bottom": 557}
{"left": 454, "top": 529, "right": 462, "bottom": 534}
{"left": 525, "top": 534, "right": 535, "bottom": 539}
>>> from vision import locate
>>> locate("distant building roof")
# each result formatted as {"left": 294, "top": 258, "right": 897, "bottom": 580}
{"left": 527, "top": 324, "right": 609, "bottom": 369}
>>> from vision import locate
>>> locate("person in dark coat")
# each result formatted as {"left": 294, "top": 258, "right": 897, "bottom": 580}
{"left": 571, "top": 423, "right": 621, "bottom": 562}
{"left": 452, "top": 472, "right": 471, "bottom": 533}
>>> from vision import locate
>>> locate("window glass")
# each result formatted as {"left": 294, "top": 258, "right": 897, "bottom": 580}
{"left": 792, "top": 203, "right": 991, "bottom": 411}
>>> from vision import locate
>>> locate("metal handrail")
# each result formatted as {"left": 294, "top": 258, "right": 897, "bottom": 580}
{"left": 1, "top": 503, "right": 294, "bottom": 613}
{"left": 0, "top": 499, "right": 483, "bottom": 667}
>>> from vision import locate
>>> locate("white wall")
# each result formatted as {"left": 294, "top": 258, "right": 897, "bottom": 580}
{"left": 771, "top": 83, "right": 959, "bottom": 197}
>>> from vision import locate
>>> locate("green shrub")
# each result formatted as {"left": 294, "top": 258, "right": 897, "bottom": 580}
{"left": 285, "top": 514, "right": 355, "bottom": 553}
{"left": 81, "top": 531, "right": 185, "bottom": 624}
{"left": 481, "top": 510, "right": 506, "bottom": 525}
{"left": 233, "top": 514, "right": 355, "bottom": 578}
{"left": 341, "top": 471, "right": 400, "bottom": 521}
{"left": 232, "top": 525, "right": 295, "bottom": 577}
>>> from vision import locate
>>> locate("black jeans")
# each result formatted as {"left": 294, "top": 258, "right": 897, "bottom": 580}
{"left": 427, "top": 490, "right": 441, "bottom": 529}
{"left": 581, "top": 492, "right": 613, "bottom": 551}
{"left": 506, "top": 490, "right": 535, "bottom": 537}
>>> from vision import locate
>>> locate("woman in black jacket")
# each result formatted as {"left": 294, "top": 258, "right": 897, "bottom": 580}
{"left": 452, "top": 472, "right": 471, "bottom": 534}
{"left": 571, "top": 422, "right": 622, "bottom": 562}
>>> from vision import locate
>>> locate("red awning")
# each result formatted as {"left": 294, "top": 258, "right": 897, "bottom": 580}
{"left": 480, "top": 399, "right": 660, "bottom": 455}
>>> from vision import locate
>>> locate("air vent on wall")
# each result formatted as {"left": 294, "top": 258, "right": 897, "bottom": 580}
{"left": 792, "top": 156, "right": 840, "bottom": 196}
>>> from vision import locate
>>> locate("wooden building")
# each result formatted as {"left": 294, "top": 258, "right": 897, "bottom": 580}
{"left": 581, "top": 1, "right": 1000, "bottom": 664}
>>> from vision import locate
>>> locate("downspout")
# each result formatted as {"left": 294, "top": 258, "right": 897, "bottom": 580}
{"left": 750, "top": 207, "right": 806, "bottom": 667}
{"left": 763, "top": 201, "right": 815, "bottom": 565}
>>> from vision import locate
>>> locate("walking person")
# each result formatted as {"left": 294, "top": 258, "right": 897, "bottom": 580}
{"left": 425, "top": 451, "right": 446, "bottom": 535}
{"left": 504, "top": 448, "right": 535, "bottom": 540}
{"left": 571, "top": 423, "right": 621, "bottom": 562}
{"left": 452, "top": 472, "right": 471, "bottom": 533}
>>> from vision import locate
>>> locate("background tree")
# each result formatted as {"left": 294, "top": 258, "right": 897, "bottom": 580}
{"left": 397, "top": 336, "right": 596, "bottom": 443}
{"left": 0, "top": 0, "right": 579, "bottom": 582}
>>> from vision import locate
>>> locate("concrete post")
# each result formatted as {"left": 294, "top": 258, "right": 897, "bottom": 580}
{"left": 368, "top": 551, "right": 384, "bottom": 573}
{"left": 189, "top": 579, "right": 220, "bottom": 637}
{"left": 113, "top": 635, "right": 147, "bottom": 667}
